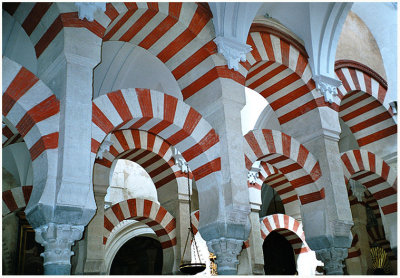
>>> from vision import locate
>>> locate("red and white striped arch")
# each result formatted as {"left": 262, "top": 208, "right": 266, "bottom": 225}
{"left": 346, "top": 232, "right": 361, "bottom": 260}
{"left": 3, "top": 3, "right": 109, "bottom": 59}
{"left": 260, "top": 214, "right": 310, "bottom": 258}
{"left": 244, "top": 129, "right": 324, "bottom": 205}
{"left": 335, "top": 64, "right": 396, "bottom": 148}
{"left": 91, "top": 88, "right": 221, "bottom": 194}
{"left": 3, "top": 57, "right": 59, "bottom": 163}
{"left": 94, "top": 129, "right": 187, "bottom": 195}
{"left": 2, "top": 186, "right": 33, "bottom": 216}
{"left": 103, "top": 198, "right": 176, "bottom": 249}
{"left": 102, "top": 2, "right": 245, "bottom": 100}
{"left": 341, "top": 149, "right": 397, "bottom": 216}
{"left": 249, "top": 161, "right": 301, "bottom": 218}
{"left": 244, "top": 31, "right": 322, "bottom": 125}
{"left": 2, "top": 123, "right": 23, "bottom": 148}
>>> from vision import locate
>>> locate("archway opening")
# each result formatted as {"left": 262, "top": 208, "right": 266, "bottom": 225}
{"left": 110, "top": 236, "right": 163, "bottom": 275}
{"left": 263, "top": 231, "right": 296, "bottom": 275}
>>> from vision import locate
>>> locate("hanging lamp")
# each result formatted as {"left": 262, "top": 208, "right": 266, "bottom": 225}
{"left": 179, "top": 168, "right": 206, "bottom": 275}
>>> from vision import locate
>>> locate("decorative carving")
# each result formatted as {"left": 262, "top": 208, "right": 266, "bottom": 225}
{"left": 206, "top": 238, "right": 243, "bottom": 274}
{"left": 315, "top": 247, "right": 348, "bottom": 275}
{"left": 349, "top": 179, "right": 366, "bottom": 202}
{"left": 96, "top": 134, "right": 113, "bottom": 159}
{"left": 214, "top": 36, "right": 252, "bottom": 71}
{"left": 172, "top": 147, "right": 189, "bottom": 173}
{"left": 247, "top": 161, "right": 261, "bottom": 184}
{"left": 314, "top": 75, "right": 342, "bottom": 104}
{"left": 34, "top": 223, "right": 84, "bottom": 266}
{"left": 75, "top": 2, "right": 106, "bottom": 22}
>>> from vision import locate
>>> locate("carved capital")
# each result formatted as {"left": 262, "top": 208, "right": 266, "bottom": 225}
{"left": 248, "top": 161, "right": 261, "bottom": 184}
{"left": 315, "top": 247, "right": 348, "bottom": 274}
{"left": 96, "top": 134, "right": 113, "bottom": 159}
{"left": 313, "top": 75, "right": 342, "bottom": 104}
{"left": 214, "top": 36, "right": 252, "bottom": 71}
{"left": 172, "top": 147, "right": 189, "bottom": 173}
{"left": 75, "top": 2, "right": 106, "bottom": 22}
{"left": 349, "top": 179, "right": 366, "bottom": 202}
{"left": 206, "top": 238, "right": 243, "bottom": 274}
{"left": 35, "top": 223, "right": 84, "bottom": 266}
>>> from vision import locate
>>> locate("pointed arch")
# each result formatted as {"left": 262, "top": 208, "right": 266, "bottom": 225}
{"left": 244, "top": 129, "right": 323, "bottom": 205}
{"left": 341, "top": 149, "right": 397, "bottom": 216}
{"left": 260, "top": 214, "right": 311, "bottom": 258}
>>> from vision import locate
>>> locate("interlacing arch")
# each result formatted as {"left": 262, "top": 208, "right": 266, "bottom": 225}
{"left": 341, "top": 149, "right": 397, "bottom": 216}
{"left": 244, "top": 129, "right": 324, "bottom": 205}
{"left": 103, "top": 198, "right": 176, "bottom": 249}
{"left": 248, "top": 161, "right": 301, "bottom": 218}
{"left": 93, "top": 129, "right": 191, "bottom": 202}
{"left": 260, "top": 214, "right": 311, "bottom": 259}
{"left": 243, "top": 28, "right": 324, "bottom": 125}
{"left": 335, "top": 61, "right": 396, "bottom": 148}
{"left": 102, "top": 3, "right": 244, "bottom": 100}
{"left": 2, "top": 185, "right": 33, "bottom": 216}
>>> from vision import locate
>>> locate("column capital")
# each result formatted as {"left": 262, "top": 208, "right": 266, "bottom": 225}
{"left": 75, "top": 2, "right": 106, "bottom": 22}
{"left": 315, "top": 247, "right": 348, "bottom": 275}
{"left": 35, "top": 223, "right": 84, "bottom": 270}
{"left": 206, "top": 237, "right": 243, "bottom": 275}
{"left": 214, "top": 36, "right": 252, "bottom": 71}
{"left": 313, "top": 74, "right": 342, "bottom": 104}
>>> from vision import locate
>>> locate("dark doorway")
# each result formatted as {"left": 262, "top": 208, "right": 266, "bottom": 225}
{"left": 263, "top": 231, "right": 296, "bottom": 275}
{"left": 110, "top": 236, "right": 163, "bottom": 275}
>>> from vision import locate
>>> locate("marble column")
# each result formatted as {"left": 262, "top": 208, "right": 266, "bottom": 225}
{"left": 207, "top": 238, "right": 244, "bottom": 275}
{"left": 315, "top": 247, "right": 348, "bottom": 275}
{"left": 35, "top": 223, "right": 84, "bottom": 275}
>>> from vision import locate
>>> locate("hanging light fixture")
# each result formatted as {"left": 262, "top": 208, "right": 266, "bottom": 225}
{"left": 179, "top": 168, "right": 206, "bottom": 275}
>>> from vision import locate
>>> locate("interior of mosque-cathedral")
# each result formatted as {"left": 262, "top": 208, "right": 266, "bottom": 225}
{"left": 2, "top": 2, "right": 398, "bottom": 275}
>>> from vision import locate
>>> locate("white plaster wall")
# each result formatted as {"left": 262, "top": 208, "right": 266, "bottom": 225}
{"left": 351, "top": 3, "right": 397, "bottom": 102}
{"left": 2, "top": 10, "right": 37, "bottom": 75}
{"left": 105, "top": 160, "right": 158, "bottom": 205}
{"left": 241, "top": 88, "right": 269, "bottom": 135}
{"left": 93, "top": 41, "right": 182, "bottom": 100}
{"left": 336, "top": 11, "right": 387, "bottom": 80}
{"left": 296, "top": 251, "right": 322, "bottom": 276}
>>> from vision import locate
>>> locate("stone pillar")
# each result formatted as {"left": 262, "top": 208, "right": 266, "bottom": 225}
{"left": 315, "top": 247, "right": 348, "bottom": 275}
{"left": 288, "top": 107, "right": 353, "bottom": 275}
{"left": 35, "top": 223, "right": 84, "bottom": 275}
{"left": 247, "top": 209, "right": 265, "bottom": 274}
{"left": 350, "top": 194, "right": 372, "bottom": 274}
{"left": 207, "top": 238, "right": 243, "bottom": 275}
{"left": 185, "top": 78, "right": 251, "bottom": 274}
{"left": 83, "top": 185, "right": 108, "bottom": 274}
